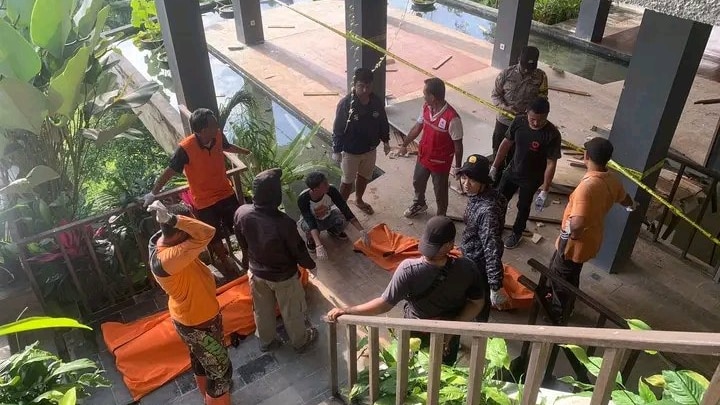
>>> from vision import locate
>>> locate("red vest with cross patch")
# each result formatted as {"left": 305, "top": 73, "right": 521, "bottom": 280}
{"left": 418, "top": 103, "right": 458, "bottom": 173}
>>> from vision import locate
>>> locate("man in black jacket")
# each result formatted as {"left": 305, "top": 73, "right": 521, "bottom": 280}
{"left": 297, "top": 172, "right": 370, "bottom": 261}
{"left": 234, "top": 168, "right": 318, "bottom": 353}
{"left": 332, "top": 68, "right": 391, "bottom": 215}
{"left": 457, "top": 154, "right": 510, "bottom": 322}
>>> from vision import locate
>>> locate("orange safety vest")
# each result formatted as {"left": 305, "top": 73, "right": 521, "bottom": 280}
{"left": 178, "top": 131, "right": 234, "bottom": 209}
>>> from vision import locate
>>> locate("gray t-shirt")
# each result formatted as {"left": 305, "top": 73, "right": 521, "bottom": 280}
{"left": 381, "top": 257, "right": 486, "bottom": 320}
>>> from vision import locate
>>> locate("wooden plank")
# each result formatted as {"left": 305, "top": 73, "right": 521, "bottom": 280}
{"left": 369, "top": 327, "right": 380, "bottom": 403}
{"left": 522, "top": 342, "right": 553, "bottom": 405}
{"left": 303, "top": 91, "right": 339, "bottom": 96}
{"left": 694, "top": 98, "right": 720, "bottom": 105}
{"left": 426, "top": 333, "right": 445, "bottom": 405}
{"left": 395, "top": 330, "right": 411, "bottom": 405}
{"left": 528, "top": 215, "right": 562, "bottom": 225}
{"left": 702, "top": 363, "right": 720, "bottom": 405}
{"left": 387, "top": 68, "right": 399, "bottom": 72}
{"left": 334, "top": 316, "right": 720, "bottom": 355}
{"left": 590, "top": 348, "right": 625, "bottom": 405}
{"left": 392, "top": 130, "right": 418, "bottom": 154}
{"left": 346, "top": 324, "right": 357, "bottom": 388}
{"left": 328, "top": 322, "right": 339, "bottom": 396}
{"left": 267, "top": 25, "right": 295, "bottom": 28}
{"left": 466, "top": 336, "right": 488, "bottom": 405}
{"left": 549, "top": 85, "right": 592, "bottom": 97}
{"left": 432, "top": 55, "right": 453, "bottom": 70}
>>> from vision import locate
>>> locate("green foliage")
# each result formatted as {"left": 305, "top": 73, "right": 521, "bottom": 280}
{"left": 561, "top": 319, "right": 710, "bottom": 405}
{"left": 348, "top": 336, "right": 523, "bottom": 405}
{"left": 0, "top": 316, "right": 103, "bottom": 405}
{"left": 130, "top": 0, "right": 162, "bottom": 44}
{"left": 470, "top": 0, "right": 582, "bottom": 25}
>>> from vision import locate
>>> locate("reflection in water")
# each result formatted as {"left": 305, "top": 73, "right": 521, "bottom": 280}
{"left": 387, "top": 0, "right": 627, "bottom": 83}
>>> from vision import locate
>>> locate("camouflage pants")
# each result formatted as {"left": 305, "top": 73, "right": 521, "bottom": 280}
{"left": 173, "top": 315, "right": 232, "bottom": 397}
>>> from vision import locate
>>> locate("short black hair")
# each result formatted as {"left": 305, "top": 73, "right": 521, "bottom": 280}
{"left": 305, "top": 171, "right": 327, "bottom": 189}
{"left": 584, "top": 137, "right": 614, "bottom": 166}
{"left": 353, "top": 68, "right": 374, "bottom": 84}
{"left": 529, "top": 97, "right": 550, "bottom": 115}
{"left": 190, "top": 108, "right": 217, "bottom": 133}
{"left": 424, "top": 77, "right": 445, "bottom": 100}
{"left": 160, "top": 203, "right": 193, "bottom": 239}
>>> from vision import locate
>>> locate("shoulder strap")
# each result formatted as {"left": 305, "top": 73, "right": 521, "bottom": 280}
{"left": 410, "top": 257, "right": 453, "bottom": 302}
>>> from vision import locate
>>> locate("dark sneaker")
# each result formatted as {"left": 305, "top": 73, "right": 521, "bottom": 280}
{"left": 260, "top": 338, "right": 282, "bottom": 352}
{"left": 306, "top": 238, "right": 316, "bottom": 253}
{"left": 294, "top": 327, "right": 318, "bottom": 353}
{"left": 504, "top": 233, "right": 522, "bottom": 249}
{"left": 403, "top": 203, "right": 428, "bottom": 218}
{"left": 328, "top": 230, "right": 348, "bottom": 240}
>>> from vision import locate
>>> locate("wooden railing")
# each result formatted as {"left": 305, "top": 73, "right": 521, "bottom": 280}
{"left": 12, "top": 166, "right": 245, "bottom": 321}
{"left": 327, "top": 316, "right": 720, "bottom": 405}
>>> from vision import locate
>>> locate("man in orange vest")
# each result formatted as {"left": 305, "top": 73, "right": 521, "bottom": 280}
{"left": 143, "top": 108, "right": 250, "bottom": 281}
{"left": 398, "top": 78, "right": 464, "bottom": 218}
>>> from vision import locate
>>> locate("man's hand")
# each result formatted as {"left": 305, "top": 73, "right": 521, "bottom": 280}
{"left": 142, "top": 192, "right": 156, "bottom": 208}
{"left": 332, "top": 152, "right": 342, "bottom": 164}
{"left": 534, "top": 190, "right": 548, "bottom": 212}
{"left": 489, "top": 166, "right": 498, "bottom": 182}
{"left": 450, "top": 166, "right": 459, "bottom": 178}
{"left": 316, "top": 245, "right": 328, "bottom": 261}
{"left": 490, "top": 288, "right": 511, "bottom": 309}
{"left": 398, "top": 145, "right": 408, "bottom": 156}
{"left": 326, "top": 307, "right": 346, "bottom": 322}
{"left": 361, "top": 230, "right": 370, "bottom": 246}
{"left": 383, "top": 142, "right": 391, "bottom": 155}
{"left": 147, "top": 201, "right": 172, "bottom": 224}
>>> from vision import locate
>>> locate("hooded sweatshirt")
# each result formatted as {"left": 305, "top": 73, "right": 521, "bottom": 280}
{"left": 233, "top": 168, "right": 316, "bottom": 281}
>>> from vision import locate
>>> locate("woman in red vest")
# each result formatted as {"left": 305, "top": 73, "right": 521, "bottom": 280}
{"left": 399, "top": 78, "right": 464, "bottom": 217}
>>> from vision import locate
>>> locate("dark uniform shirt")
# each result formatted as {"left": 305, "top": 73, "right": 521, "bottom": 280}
{"left": 506, "top": 115, "right": 562, "bottom": 184}
{"left": 332, "top": 93, "right": 390, "bottom": 155}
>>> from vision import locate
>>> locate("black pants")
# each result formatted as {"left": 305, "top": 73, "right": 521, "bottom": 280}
{"left": 548, "top": 238, "right": 584, "bottom": 317}
{"left": 475, "top": 268, "right": 492, "bottom": 323}
{"left": 492, "top": 120, "right": 514, "bottom": 188}
{"left": 410, "top": 331, "right": 461, "bottom": 366}
{"left": 497, "top": 171, "right": 541, "bottom": 236}
{"left": 196, "top": 195, "right": 241, "bottom": 244}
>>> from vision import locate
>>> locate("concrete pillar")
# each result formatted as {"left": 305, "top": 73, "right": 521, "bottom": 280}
{"left": 593, "top": 10, "right": 711, "bottom": 272}
{"left": 155, "top": 0, "right": 218, "bottom": 128}
{"left": 345, "top": 0, "right": 387, "bottom": 100}
{"left": 232, "top": 0, "right": 264, "bottom": 45}
{"left": 491, "top": 0, "right": 535, "bottom": 69}
{"left": 704, "top": 117, "right": 720, "bottom": 170}
{"left": 575, "top": 0, "right": 611, "bottom": 43}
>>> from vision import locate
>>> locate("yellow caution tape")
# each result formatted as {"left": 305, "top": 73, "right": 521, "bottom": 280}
{"left": 276, "top": 3, "right": 720, "bottom": 249}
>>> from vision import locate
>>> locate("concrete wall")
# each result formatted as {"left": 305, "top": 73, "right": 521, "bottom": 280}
{"left": 623, "top": 0, "right": 719, "bottom": 25}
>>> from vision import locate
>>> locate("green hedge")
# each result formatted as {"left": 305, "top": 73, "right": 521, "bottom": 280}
{"left": 471, "top": 0, "right": 583, "bottom": 25}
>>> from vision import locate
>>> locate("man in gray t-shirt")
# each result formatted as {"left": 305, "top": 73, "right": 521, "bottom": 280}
{"left": 327, "top": 216, "right": 486, "bottom": 364}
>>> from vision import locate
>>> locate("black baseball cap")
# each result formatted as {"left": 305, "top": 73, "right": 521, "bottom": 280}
{"left": 457, "top": 154, "right": 492, "bottom": 184}
{"left": 584, "top": 137, "right": 614, "bottom": 166}
{"left": 419, "top": 216, "right": 456, "bottom": 258}
{"left": 519, "top": 46, "right": 539, "bottom": 71}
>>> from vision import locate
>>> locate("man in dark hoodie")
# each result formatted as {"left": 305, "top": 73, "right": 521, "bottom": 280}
{"left": 233, "top": 168, "right": 318, "bottom": 353}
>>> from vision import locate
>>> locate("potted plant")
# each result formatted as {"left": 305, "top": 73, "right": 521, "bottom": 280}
{"left": 411, "top": 0, "right": 436, "bottom": 11}
{"left": 219, "top": 4, "right": 234, "bottom": 18}
{"left": 131, "top": 0, "right": 164, "bottom": 49}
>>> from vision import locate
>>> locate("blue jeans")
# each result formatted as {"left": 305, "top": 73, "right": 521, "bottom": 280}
{"left": 298, "top": 208, "right": 346, "bottom": 234}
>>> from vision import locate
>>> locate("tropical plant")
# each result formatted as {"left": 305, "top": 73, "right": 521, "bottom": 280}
{"left": 559, "top": 319, "right": 711, "bottom": 405}
{"left": 348, "top": 335, "right": 525, "bottom": 404}
{"left": 130, "top": 0, "right": 163, "bottom": 47}
{"left": 0, "top": 316, "right": 108, "bottom": 405}
{"left": 471, "top": 0, "right": 582, "bottom": 25}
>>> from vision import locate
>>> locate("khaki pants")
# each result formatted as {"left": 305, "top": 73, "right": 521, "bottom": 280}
{"left": 249, "top": 271, "right": 308, "bottom": 349}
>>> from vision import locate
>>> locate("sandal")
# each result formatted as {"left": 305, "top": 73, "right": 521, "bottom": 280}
{"left": 294, "top": 327, "right": 318, "bottom": 353}
{"left": 354, "top": 201, "right": 375, "bottom": 215}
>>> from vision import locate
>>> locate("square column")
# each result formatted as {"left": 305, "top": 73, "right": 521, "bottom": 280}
{"left": 345, "top": 0, "right": 387, "bottom": 100}
{"left": 155, "top": 0, "right": 218, "bottom": 120}
{"left": 491, "top": 0, "right": 535, "bottom": 69}
{"left": 575, "top": 0, "right": 611, "bottom": 43}
{"left": 232, "top": 0, "right": 264, "bottom": 45}
{"left": 593, "top": 10, "right": 711, "bottom": 272}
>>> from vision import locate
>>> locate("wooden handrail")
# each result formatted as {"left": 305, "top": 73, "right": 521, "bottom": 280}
{"left": 328, "top": 316, "right": 720, "bottom": 405}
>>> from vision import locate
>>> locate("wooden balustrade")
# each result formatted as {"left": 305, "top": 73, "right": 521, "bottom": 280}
{"left": 327, "top": 315, "right": 720, "bottom": 405}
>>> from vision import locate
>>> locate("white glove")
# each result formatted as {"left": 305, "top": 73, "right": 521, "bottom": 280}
{"left": 626, "top": 200, "right": 640, "bottom": 212}
{"left": 142, "top": 192, "right": 156, "bottom": 208}
{"left": 490, "top": 288, "right": 510, "bottom": 308}
{"left": 316, "top": 244, "right": 328, "bottom": 260}
{"left": 383, "top": 142, "right": 391, "bottom": 155}
{"left": 332, "top": 152, "right": 342, "bottom": 164}
{"left": 489, "top": 166, "right": 498, "bottom": 182}
{"left": 147, "top": 200, "right": 172, "bottom": 224}
{"left": 534, "top": 190, "right": 548, "bottom": 212}
{"left": 361, "top": 230, "right": 370, "bottom": 246}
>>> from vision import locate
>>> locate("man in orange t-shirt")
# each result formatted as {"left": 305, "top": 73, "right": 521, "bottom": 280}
{"left": 147, "top": 202, "right": 231, "bottom": 405}
{"left": 548, "top": 137, "right": 638, "bottom": 321}
{"left": 144, "top": 108, "right": 250, "bottom": 281}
